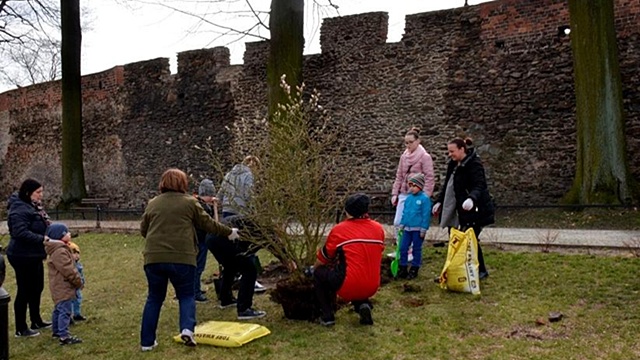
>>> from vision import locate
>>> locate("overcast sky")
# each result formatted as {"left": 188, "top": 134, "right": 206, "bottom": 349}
{"left": 0, "top": 1, "right": 493, "bottom": 92}
{"left": 82, "top": 0, "right": 493, "bottom": 75}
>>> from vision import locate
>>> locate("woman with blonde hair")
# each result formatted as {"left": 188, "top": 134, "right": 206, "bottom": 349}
{"left": 391, "top": 128, "right": 435, "bottom": 245}
{"left": 139, "top": 168, "right": 239, "bottom": 351}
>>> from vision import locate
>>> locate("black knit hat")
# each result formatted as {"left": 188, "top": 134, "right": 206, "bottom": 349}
{"left": 18, "top": 179, "right": 42, "bottom": 203}
{"left": 345, "top": 193, "right": 370, "bottom": 218}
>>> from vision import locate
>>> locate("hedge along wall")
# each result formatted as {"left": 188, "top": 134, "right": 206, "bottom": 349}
{"left": 0, "top": 0, "right": 639, "bottom": 208}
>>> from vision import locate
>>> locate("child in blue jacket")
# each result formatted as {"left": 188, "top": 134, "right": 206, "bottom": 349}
{"left": 68, "top": 242, "right": 87, "bottom": 321}
{"left": 398, "top": 173, "right": 432, "bottom": 279}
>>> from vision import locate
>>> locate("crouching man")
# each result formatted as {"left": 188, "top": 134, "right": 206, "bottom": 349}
{"left": 313, "top": 193, "right": 385, "bottom": 326}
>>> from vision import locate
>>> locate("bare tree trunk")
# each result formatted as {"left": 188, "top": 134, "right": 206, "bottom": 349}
{"left": 60, "top": 0, "right": 86, "bottom": 205}
{"left": 565, "top": 0, "right": 637, "bottom": 204}
{"left": 267, "top": 0, "right": 304, "bottom": 121}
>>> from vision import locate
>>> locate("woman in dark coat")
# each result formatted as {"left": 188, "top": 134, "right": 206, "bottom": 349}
{"left": 432, "top": 138, "right": 495, "bottom": 279}
{"left": 6, "top": 179, "right": 52, "bottom": 337}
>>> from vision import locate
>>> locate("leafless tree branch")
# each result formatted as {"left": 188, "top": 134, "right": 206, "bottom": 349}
{"left": 245, "top": 0, "right": 268, "bottom": 31}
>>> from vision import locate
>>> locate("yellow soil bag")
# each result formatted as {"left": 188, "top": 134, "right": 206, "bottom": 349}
{"left": 437, "top": 227, "right": 481, "bottom": 295}
{"left": 173, "top": 321, "right": 270, "bottom": 347}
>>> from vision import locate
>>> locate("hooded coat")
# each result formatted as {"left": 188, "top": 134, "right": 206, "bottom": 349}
{"left": 392, "top": 144, "right": 435, "bottom": 197}
{"left": 6, "top": 193, "right": 47, "bottom": 259}
{"left": 45, "top": 239, "right": 83, "bottom": 303}
{"left": 217, "top": 164, "right": 254, "bottom": 215}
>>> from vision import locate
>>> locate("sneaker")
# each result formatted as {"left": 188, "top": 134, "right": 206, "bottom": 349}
{"left": 237, "top": 308, "right": 266, "bottom": 320}
{"left": 254, "top": 281, "right": 267, "bottom": 293}
{"left": 52, "top": 333, "right": 61, "bottom": 339}
{"left": 358, "top": 304, "right": 374, "bottom": 325}
{"left": 31, "top": 321, "right": 52, "bottom": 330}
{"left": 479, "top": 271, "right": 489, "bottom": 280}
{"left": 73, "top": 315, "right": 87, "bottom": 321}
{"left": 180, "top": 329, "right": 197, "bottom": 347}
{"left": 319, "top": 318, "right": 335, "bottom": 327}
{"left": 15, "top": 329, "right": 40, "bottom": 337}
{"left": 195, "top": 293, "right": 208, "bottom": 302}
{"left": 219, "top": 298, "right": 237, "bottom": 309}
{"left": 59, "top": 336, "right": 83, "bottom": 345}
{"left": 141, "top": 340, "right": 158, "bottom": 351}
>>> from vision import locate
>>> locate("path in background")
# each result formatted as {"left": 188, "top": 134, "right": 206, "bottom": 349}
{"left": 1, "top": 220, "right": 639, "bottom": 254}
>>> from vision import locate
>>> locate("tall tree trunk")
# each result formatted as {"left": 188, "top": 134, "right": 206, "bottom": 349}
{"left": 60, "top": 0, "right": 86, "bottom": 205}
{"left": 565, "top": 0, "right": 636, "bottom": 204}
{"left": 267, "top": 0, "right": 304, "bottom": 122}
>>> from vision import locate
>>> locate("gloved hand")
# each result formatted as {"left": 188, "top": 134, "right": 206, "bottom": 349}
{"left": 462, "top": 198, "right": 474, "bottom": 211}
{"left": 228, "top": 228, "right": 240, "bottom": 241}
{"left": 391, "top": 195, "right": 398, "bottom": 207}
{"left": 432, "top": 202, "right": 441, "bottom": 215}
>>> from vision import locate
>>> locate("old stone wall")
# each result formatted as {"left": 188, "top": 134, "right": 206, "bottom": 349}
{"left": 0, "top": 0, "right": 639, "bottom": 208}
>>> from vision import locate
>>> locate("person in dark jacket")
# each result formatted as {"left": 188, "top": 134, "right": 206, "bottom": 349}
{"left": 193, "top": 179, "right": 217, "bottom": 302}
{"left": 206, "top": 214, "right": 267, "bottom": 320}
{"left": 6, "top": 178, "right": 52, "bottom": 337}
{"left": 139, "top": 168, "right": 238, "bottom": 350}
{"left": 432, "top": 138, "right": 495, "bottom": 279}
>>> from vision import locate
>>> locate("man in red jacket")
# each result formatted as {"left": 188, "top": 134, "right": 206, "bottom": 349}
{"left": 314, "top": 193, "right": 386, "bottom": 326}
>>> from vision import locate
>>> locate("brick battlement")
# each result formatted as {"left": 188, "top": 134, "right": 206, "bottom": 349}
{"left": 1, "top": 0, "right": 640, "bottom": 208}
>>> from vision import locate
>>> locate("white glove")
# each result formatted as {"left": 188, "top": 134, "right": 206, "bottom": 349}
{"left": 391, "top": 195, "right": 398, "bottom": 206}
{"left": 462, "top": 198, "right": 474, "bottom": 211}
{"left": 228, "top": 228, "right": 239, "bottom": 241}
{"left": 432, "top": 202, "right": 441, "bottom": 215}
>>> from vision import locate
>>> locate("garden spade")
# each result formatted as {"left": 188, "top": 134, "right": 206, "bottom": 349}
{"left": 390, "top": 229, "right": 403, "bottom": 277}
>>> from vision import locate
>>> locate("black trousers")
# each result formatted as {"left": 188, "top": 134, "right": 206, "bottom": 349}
{"left": 473, "top": 226, "right": 487, "bottom": 274}
{"left": 313, "top": 265, "right": 371, "bottom": 322}
{"left": 7, "top": 256, "right": 45, "bottom": 332}
{"left": 206, "top": 234, "right": 257, "bottom": 313}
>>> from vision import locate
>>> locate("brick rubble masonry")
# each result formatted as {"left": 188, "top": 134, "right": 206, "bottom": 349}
{"left": 0, "top": 0, "right": 639, "bottom": 208}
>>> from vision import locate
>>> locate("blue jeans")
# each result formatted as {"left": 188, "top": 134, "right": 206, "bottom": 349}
{"left": 52, "top": 299, "right": 73, "bottom": 338}
{"left": 400, "top": 230, "right": 424, "bottom": 267}
{"left": 195, "top": 241, "right": 208, "bottom": 295}
{"left": 140, "top": 263, "right": 196, "bottom": 347}
{"left": 72, "top": 289, "right": 83, "bottom": 316}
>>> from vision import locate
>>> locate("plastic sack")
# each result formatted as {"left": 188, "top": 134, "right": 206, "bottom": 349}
{"left": 173, "top": 320, "right": 270, "bottom": 347}
{"left": 437, "top": 227, "right": 481, "bottom": 295}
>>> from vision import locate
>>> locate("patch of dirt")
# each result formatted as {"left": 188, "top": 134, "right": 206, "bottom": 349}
{"left": 400, "top": 296, "right": 425, "bottom": 307}
{"left": 503, "top": 325, "right": 571, "bottom": 341}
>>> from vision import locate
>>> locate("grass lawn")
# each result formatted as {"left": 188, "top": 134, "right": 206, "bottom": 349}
{"left": 2, "top": 233, "right": 640, "bottom": 360}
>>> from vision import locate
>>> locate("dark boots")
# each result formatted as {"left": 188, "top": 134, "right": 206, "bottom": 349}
{"left": 397, "top": 266, "right": 420, "bottom": 280}
{"left": 406, "top": 267, "right": 419, "bottom": 280}
{"left": 397, "top": 266, "right": 408, "bottom": 279}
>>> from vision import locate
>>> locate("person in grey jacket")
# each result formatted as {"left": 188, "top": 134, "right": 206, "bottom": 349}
{"left": 217, "top": 156, "right": 260, "bottom": 218}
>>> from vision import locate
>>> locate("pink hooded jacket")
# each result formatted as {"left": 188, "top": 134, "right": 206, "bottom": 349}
{"left": 392, "top": 144, "right": 435, "bottom": 197}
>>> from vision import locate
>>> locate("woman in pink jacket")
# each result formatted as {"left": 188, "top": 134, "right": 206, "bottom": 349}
{"left": 391, "top": 127, "right": 435, "bottom": 236}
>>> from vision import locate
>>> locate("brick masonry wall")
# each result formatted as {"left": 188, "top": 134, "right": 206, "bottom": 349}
{"left": 0, "top": 0, "right": 639, "bottom": 208}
